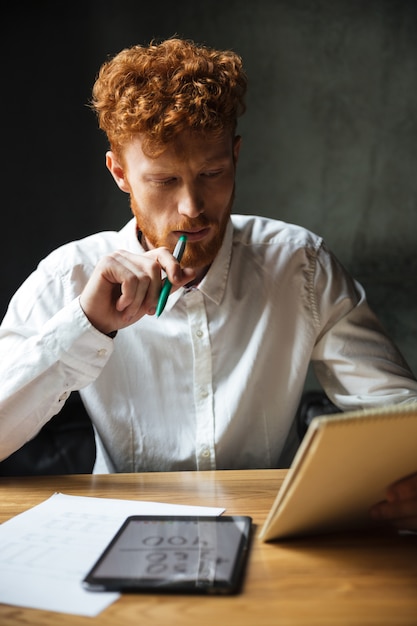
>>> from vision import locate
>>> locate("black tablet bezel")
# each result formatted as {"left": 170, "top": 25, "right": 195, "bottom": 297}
{"left": 82, "top": 514, "right": 253, "bottom": 595}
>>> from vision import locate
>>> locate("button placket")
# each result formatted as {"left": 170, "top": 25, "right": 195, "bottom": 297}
{"left": 185, "top": 290, "right": 215, "bottom": 470}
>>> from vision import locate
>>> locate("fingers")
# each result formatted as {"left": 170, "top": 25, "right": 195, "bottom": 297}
{"left": 111, "top": 250, "right": 160, "bottom": 313}
{"left": 145, "top": 247, "right": 193, "bottom": 285}
{"left": 370, "top": 472, "right": 417, "bottom": 533}
{"left": 115, "top": 248, "right": 195, "bottom": 310}
{"left": 385, "top": 472, "right": 417, "bottom": 502}
{"left": 80, "top": 247, "right": 196, "bottom": 334}
{"left": 370, "top": 500, "right": 417, "bottom": 532}
{"left": 80, "top": 255, "right": 148, "bottom": 333}
{"left": 371, "top": 498, "right": 417, "bottom": 522}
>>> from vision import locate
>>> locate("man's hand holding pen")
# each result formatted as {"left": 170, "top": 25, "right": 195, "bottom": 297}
{"left": 79, "top": 243, "right": 195, "bottom": 335}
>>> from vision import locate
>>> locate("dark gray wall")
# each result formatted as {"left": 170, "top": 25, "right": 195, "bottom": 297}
{"left": 2, "top": 0, "right": 416, "bottom": 379}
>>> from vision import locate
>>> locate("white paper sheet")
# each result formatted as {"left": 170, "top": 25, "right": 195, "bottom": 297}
{"left": 0, "top": 492, "right": 224, "bottom": 616}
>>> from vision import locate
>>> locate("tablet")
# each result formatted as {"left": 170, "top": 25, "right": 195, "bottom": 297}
{"left": 82, "top": 515, "right": 253, "bottom": 594}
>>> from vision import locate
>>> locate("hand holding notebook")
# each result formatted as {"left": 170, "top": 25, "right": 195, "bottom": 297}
{"left": 260, "top": 403, "right": 417, "bottom": 541}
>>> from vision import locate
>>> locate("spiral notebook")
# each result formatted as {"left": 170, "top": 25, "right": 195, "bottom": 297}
{"left": 259, "top": 403, "right": 417, "bottom": 541}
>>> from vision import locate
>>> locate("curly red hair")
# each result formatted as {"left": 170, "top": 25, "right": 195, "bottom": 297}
{"left": 91, "top": 38, "right": 247, "bottom": 156}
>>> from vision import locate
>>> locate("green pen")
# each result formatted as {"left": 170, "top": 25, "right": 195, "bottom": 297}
{"left": 156, "top": 235, "right": 187, "bottom": 317}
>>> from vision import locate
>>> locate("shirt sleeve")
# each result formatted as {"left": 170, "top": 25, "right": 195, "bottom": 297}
{"left": 0, "top": 261, "right": 114, "bottom": 461}
{"left": 310, "top": 242, "right": 417, "bottom": 409}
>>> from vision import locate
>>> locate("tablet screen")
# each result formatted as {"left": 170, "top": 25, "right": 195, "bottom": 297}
{"left": 82, "top": 515, "right": 252, "bottom": 594}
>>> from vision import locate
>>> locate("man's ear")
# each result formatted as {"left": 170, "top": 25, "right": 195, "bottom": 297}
{"left": 233, "top": 135, "right": 242, "bottom": 164}
{"left": 106, "top": 151, "right": 130, "bottom": 193}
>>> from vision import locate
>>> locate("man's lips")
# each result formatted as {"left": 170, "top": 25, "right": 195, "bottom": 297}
{"left": 174, "top": 227, "right": 211, "bottom": 242}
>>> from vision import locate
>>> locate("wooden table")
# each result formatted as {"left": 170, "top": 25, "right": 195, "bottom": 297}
{"left": 1, "top": 469, "right": 417, "bottom": 625}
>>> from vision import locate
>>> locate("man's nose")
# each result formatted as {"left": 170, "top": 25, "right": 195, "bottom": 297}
{"left": 177, "top": 185, "right": 204, "bottom": 218}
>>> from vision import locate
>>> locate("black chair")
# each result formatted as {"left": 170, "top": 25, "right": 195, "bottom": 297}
{"left": 296, "top": 389, "right": 341, "bottom": 441}
{"left": 0, "top": 392, "right": 96, "bottom": 476}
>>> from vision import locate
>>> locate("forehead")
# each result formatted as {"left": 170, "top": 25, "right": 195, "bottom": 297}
{"left": 123, "top": 130, "right": 234, "bottom": 171}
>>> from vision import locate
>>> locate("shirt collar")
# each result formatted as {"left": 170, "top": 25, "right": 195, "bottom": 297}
{"left": 123, "top": 218, "right": 145, "bottom": 252}
{"left": 197, "top": 218, "right": 233, "bottom": 305}
{"left": 166, "top": 218, "right": 233, "bottom": 311}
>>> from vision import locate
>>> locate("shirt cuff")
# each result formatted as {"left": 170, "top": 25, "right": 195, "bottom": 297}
{"left": 40, "top": 297, "right": 115, "bottom": 380}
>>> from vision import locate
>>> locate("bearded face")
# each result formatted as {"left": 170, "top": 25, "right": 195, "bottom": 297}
{"left": 130, "top": 188, "right": 234, "bottom": 269}
{"left": 106, "top": 130, "right": 241, "bottom": 272}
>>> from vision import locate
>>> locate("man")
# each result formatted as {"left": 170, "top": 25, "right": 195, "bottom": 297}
{"left": 0, "top": 38, "right": 416, "bottom": 530}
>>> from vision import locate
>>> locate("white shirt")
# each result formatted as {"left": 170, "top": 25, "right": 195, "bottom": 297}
{"left": 1, "top": 215, "right": 416, "bottom": 472}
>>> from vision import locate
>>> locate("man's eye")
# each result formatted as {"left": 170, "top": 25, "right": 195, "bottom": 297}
{"left": 202, "top": 170, "right": 222, "bottom": 178}
{"left": 152, "top": 178, "right": 176, "bottom": 186}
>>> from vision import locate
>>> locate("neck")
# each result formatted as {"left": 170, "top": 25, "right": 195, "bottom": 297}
{"left": 186, "top": 265, "right": 210, "bottom": 288}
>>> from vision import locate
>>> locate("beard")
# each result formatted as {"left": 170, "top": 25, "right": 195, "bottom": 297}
{"left": 131, "top": 189, "right": 234, "bottom": 269}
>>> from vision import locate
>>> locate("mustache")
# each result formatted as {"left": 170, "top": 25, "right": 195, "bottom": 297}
{"left": 170, "top": 214, "right": 214, "bottom": 231}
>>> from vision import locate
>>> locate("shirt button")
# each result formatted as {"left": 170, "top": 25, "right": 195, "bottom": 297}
{"left": 200, "top": 389, "right": 209, "bottom": 398}
{"left": 196, "top": 330, "right": 203, "bottom": 338}
{"left": 97, "top": 348, "right": 107, "bottom": 357}
{"left": 202, "top": 449, "right": 210, "bottom": 458}
{"left": 58, "top": 392, "right": 68, "bottom": 402}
